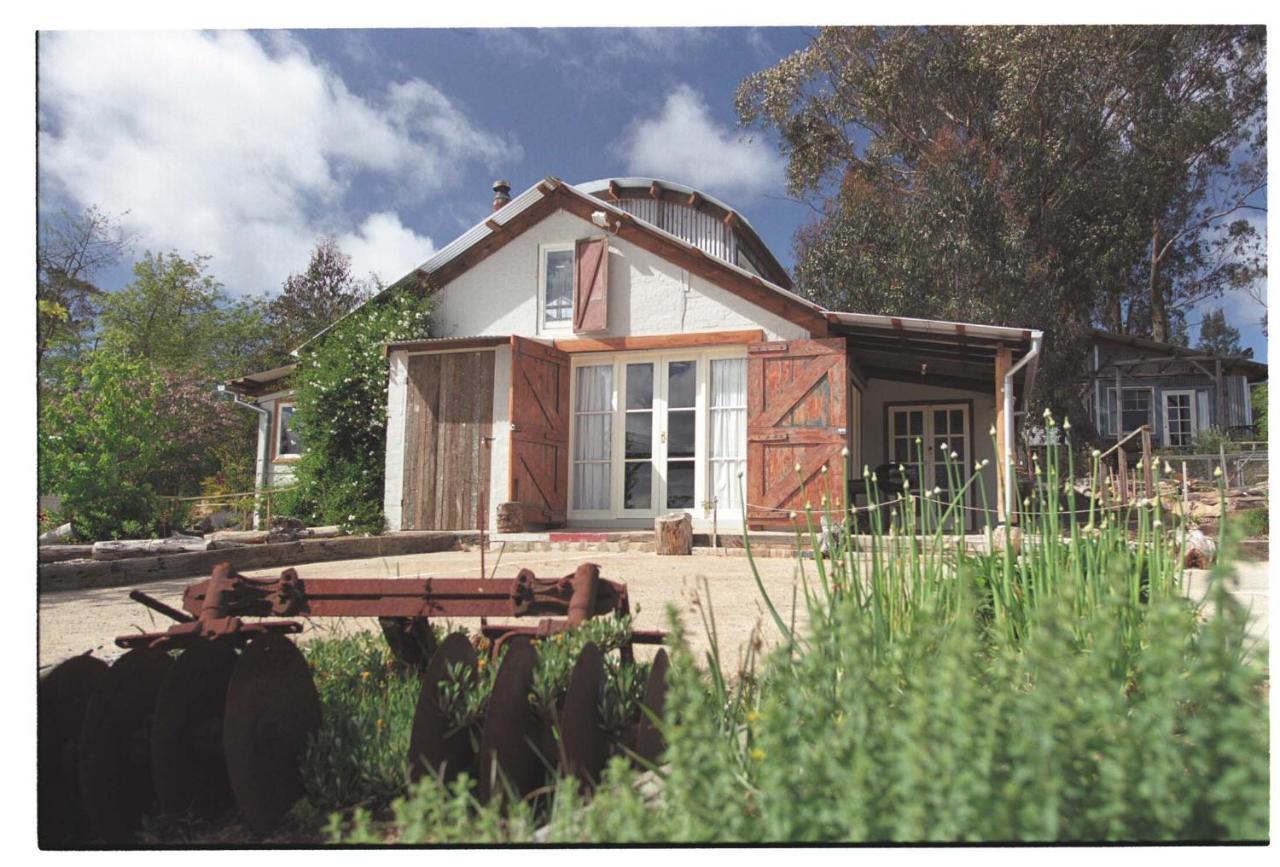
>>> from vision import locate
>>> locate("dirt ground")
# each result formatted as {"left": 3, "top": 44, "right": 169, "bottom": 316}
{"left": 37, "top": 549, "right": 1269, "bottom": 672}
{"left": 37, "top": 549, "right": 812, "bottom": 672}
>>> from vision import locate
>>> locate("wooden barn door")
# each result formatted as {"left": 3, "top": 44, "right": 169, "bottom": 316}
{"left": 746, "top": 339, "right": 848, "bottom": 526}
{"left": 509, "top": 337, "right": 570, "bottom": 526}
{"left": 402, "top": 350, "right": 495, "bottom": 530}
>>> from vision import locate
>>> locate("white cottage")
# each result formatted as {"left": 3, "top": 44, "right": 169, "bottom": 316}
{"left": 231, "top": 177, "right": 1044, "bottom": 533}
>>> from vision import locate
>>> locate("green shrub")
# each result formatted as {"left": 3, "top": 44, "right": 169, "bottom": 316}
{"left": 274, "top": 286, "right": 432, "bottom": 533}
{"left": 330, "top": 421, "right": 1269, "bottom": 844}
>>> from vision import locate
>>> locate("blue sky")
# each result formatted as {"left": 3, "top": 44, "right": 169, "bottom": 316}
{"left": 36, "top": 28, "right": 1268, "bottom": 360}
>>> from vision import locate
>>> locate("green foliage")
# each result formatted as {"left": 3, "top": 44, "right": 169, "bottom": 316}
{"left": 98, "top": 251, "right": 279, "bottom": 377}
{"left": 736, "top": 26, "right": 1266, "bottom": 415}
{"left": 37, "top": 206, "right": 129, "bottom": 370}
{"left": 333, "top": 431, "right": 1268, "bottom": 844}
{"left": 300, "top": 630, "right": 426, "bottom": 814}
{"left": 1197, "top": 307, "right": 1246, "bottom": 357}
{"left": 38, "top": 351, "right": 173, "bottom": 539}
{"left": 1237, "top": 507, "right": 1268, "bottom": 538}
{"left": 274, "top": 285, "right": 432, "bottom": 532}
{"left": 266, "top": 237, "right": 376, "bottom": 353}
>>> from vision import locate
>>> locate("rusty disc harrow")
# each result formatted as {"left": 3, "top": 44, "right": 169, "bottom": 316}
{"left": 151, "top": 639, "right": 238, "bottom": 820}
{"left": 76, "top": 648, "right": 174, "bottom": 844}
{"left": 478, "top": 635, "right": 543, "bottom": 804}
{"left": 559, "top": 642, "right": 609, "bottom": 791}
{"left": 409, "top": 631, "right": 478, "bottom": 784}
{"left": 222, "top": 632, "right": 322, "bottom": 835}
{"left": 38, "top": 653, "right": 109, "bottom": 848}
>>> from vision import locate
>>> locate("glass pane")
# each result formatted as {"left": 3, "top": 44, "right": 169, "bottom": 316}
{"left": 574, "top": 412, "right": 611, "bottom": 462}
{"left": 894, "top": 413, "right": 907, "bottom": 436}
{"left": 710, "top": 358, "right": 745, "bottom": 407}
{"left": 625, "top": 412, "right": 652, "bottom": 459}
{"left": 950, "top": 409, "right": 963, "bottom": 431}
{"left": 668, "top": 360, "right": 696, "bottom": 408}
{"left": 893, "top": 439, "right": 911, "bottom": 463}
{"left": 626, "top": 364, "right": 653, "bottom": 410}
{"left": 934, "top": 410, "right": 947, "bottom": 434}
{"left": 574, "top": 365, "right": 612, "bottom": 412}
{"left": 668, "top": 410, "right": 695, "bottom": 458}
{"left": 667, "top": 462, "right": 695, "bottom": 508}
{"left": 545, "top": 249, "right": 573, "bottom": 322}
{"left": 279, "top": 406, "right": 301, "bottom": 454}
{"left": 909, "top": 412, "right": 923, "bottom": 436}
{"left": 573, "top": 463, "right": 609, "bottom": 511}
{"left": 624, "top": 462, "right": 652, "bottom": 509}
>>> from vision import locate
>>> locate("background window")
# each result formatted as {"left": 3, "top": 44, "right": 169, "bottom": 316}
{"left": 543, "top": 247, "right": 574, "bottom": 325}
{"left": 277, "top": 404, "right": 302, "bottom": 457}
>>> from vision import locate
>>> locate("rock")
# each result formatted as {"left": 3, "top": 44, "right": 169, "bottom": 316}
{"left": 1183, "top": 528, "right": 1217, "bottom": 569}
{"left": 39, "top": 522, "right": 73, "bottom": 544}
{"left": 991, "top": 525, "right": 1022, "bottom": 556}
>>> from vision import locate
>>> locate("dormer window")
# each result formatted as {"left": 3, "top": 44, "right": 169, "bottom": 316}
{"left": 541, "top": 243, "right": 575, "bottom": 329}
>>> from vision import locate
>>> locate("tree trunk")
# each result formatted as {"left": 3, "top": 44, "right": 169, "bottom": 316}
{"left": 655, "top": 512, "right": 693, "bottom": 556}
{"left": 1149, "top": 220, "right": 1169, "bottom": 343}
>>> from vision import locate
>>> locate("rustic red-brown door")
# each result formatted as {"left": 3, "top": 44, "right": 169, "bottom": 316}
{"left": 509, "top": 336, "right": 570, "bottom": 526}
{"left": 746, "top": 338, "right": 848, "bottom": 526}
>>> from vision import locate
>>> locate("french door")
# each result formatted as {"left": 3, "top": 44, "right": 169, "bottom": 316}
{"left": 622, "top": 357, "right": 698, "bottom": 515}
{"left": 569, "top": 350, "right": 747, "bottom": 521}
{"left": 887, "top": 404, "right": 971, "bottom": 527}
{"left": 1163, "top": 390, "right": 1196, "bottom": 447}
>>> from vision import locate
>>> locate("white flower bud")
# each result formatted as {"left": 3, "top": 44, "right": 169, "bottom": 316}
{"left": 989, "top": 425, "right": 997, "bottom": 437}
{"left": 1063, "top": 418, "right": 1071, "bottom": 430}
{"left": 841, "top": 446, "right": 850, "bottom": 458}
{"left": 1214, "top": 466, "right": 1223, "bottom": 478}
{"left": 1091, "top": 449, "right": 1101, "bottom": 459}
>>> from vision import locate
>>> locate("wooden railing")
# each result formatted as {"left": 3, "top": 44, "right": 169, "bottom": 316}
{"left": 1097, "top": 425, "right": 1154, "bottom": 507}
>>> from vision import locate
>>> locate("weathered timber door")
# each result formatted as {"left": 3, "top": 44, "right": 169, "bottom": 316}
{"left": 746, "top": 338, "right": 848, "bottom": 525}
{"left": 509, "top": 337, "right": 570, "bottom": 526}
{"left": 402, "top": 350, "right": 495, "bottom": 530}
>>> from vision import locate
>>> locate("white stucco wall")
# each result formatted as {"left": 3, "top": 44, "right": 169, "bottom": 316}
{"left": 857, "top": 378, "right": 999, "bottom": 528}
{"left": 487, "top": 343, "right": 512, "bottom": 531}
{"left": 382, "top": 352, "right": 410, "bottom": 531}
{"left": 431, "top": 210, "right": 808, "bottom": 342}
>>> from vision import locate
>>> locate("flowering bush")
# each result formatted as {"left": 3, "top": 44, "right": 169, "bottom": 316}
{"left": 275, "top": 286, "right": 432, "bottom": 533}
{"left": 38, "top": 350, "right": 257, "bottom": 539}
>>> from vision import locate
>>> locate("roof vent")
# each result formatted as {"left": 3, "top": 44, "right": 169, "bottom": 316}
{"left": 492, "top": 180, "right": 511, "bottom": 212}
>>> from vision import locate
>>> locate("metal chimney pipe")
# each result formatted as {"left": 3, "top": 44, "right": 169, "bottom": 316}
{"left": 492, "top": 180, "right": 511, "bottom": 212}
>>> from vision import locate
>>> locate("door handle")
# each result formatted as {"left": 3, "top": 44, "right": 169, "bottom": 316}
{"left": 661, "top": 431, "right": 667, "bottom": 444}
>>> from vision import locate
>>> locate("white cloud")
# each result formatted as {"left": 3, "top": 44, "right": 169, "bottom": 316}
{"left": 38, "top": 31, "right": 519, "bottom": 293}
{"left": 618, "top": 84, "right": 784, "bottom": 200}
{"left": 339, "top": 212, "right": 436, "bottom": 286}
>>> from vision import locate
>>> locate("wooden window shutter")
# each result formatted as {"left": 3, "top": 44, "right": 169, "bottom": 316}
{"left": 573, "top": 236, "right": 608, "bottom": 333}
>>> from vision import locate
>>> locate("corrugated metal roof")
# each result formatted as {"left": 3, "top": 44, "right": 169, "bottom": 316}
{"left": 827, "top": 311, "right": 1040, "bottom": 344}
{"left": 573, "top": 177, "right": 763, "bottom": 235}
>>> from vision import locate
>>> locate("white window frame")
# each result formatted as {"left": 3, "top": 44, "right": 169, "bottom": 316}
{"left": 1162, "top": 389, "right": 1198, "bottom": 448}
{"left": 1102, "top": 386, "right": 1156, "bottom": 438}
{"left": 566, "top": 346, "right": 747, "bottom": 522}
{"left": 538, "top": 242, "right": 576, "bottom": 333}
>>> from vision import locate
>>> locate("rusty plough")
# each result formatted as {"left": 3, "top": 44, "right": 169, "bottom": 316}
{"left": 38, "top": 562, "right": 668, "bottom": 846}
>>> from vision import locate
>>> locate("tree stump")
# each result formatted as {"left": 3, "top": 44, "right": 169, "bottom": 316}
{"left": 496, "top": 502, "right": 525, "bottom": 534}
{"left": 655, "top": 512, "right": 693, "bottom": 556}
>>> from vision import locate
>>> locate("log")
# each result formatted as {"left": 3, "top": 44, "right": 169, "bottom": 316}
{"left": 655, "top": 512, "right": 693, "bottom": 556}
{"left": 38, "top": 544, "right": 94, "bottom": 564}
{"left": 496, "top": 502, "right": 525, "bottom": 534}
{"left": 206, "top": 529, "right": 270, "bottom": 545}
{"left": 39, "top": 522, "right": 74, "bottom": 544}
{"left": 297, "top": 525, "right": 342, "bottom": 539}
{"left": 92, "top": 535, "right": 211, "bottom": 561}
{"left": 39, "top": 531, "right": 478, "bottom": 593}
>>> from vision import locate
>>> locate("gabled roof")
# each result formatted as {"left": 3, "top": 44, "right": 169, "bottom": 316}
{"left": 299, "top": 176, "right": 830, "bottom": 349}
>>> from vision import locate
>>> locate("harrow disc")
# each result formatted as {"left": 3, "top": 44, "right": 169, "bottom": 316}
{"left": 633, "top": 649, "right": 669, "bottom": 766}
{"left": 76, "top": 648, "right": 175, "bottom": 844}
{"left": 477, "top": 635, "right": 541, "bottom": 804}
{"left": 559, "top": 642, "right": 609, "bottom": 791}
{"left": 408, "top": 632, "right": 477, "bottom": 784}
{"left": 222, "top": 633, "right": 321, "bottom": 835}
{"left": 151, "top": 640, "right": 237, "bottom": 820}
{"left": 38, "top": 653, "right": 109, "bottom": 848}
{"left": 379, "top": 616, "right": 437, "bottom": 669}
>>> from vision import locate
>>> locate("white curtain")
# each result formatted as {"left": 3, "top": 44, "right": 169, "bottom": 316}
{"left": 573, "top": 365, "right": 612, "bottom": 510}
{"left": 709, "top": 358, "right": 747, "bottom": 511}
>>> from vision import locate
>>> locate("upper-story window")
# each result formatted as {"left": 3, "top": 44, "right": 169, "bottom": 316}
{"left": 541, "top": 243, "right": 575, "bottom": 329}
